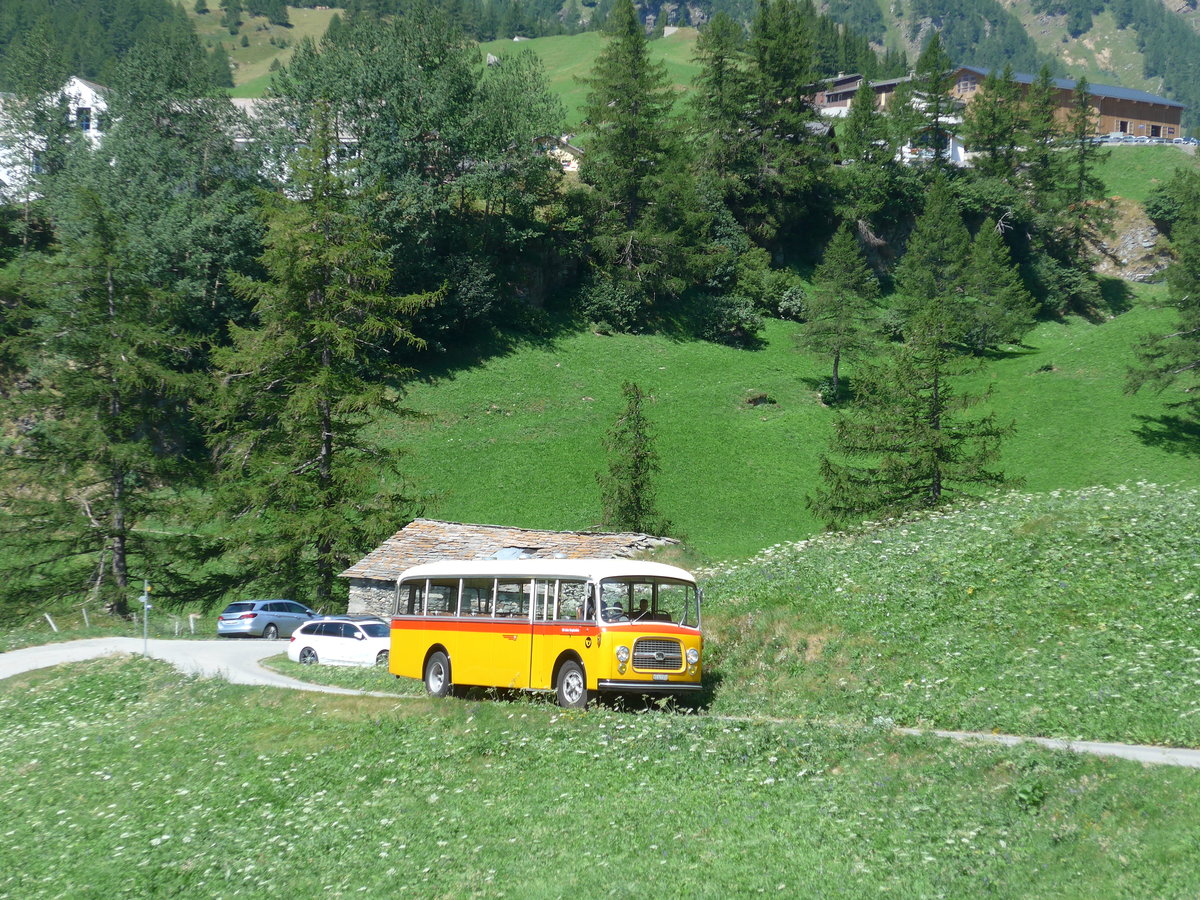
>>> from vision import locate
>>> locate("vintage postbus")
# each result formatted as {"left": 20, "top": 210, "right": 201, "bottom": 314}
{"left": 388, "top": 559, "right": 703, "bottom": 708}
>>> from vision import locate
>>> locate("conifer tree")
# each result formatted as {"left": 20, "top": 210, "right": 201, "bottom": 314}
{"left": 0, "top": 27, "right": 263, "bottom": 617}
{"left": 807, "top": 294, "right": 1017, "bottom": 529}
{"left": 597, "top": 382, "right": 672, "bottom": 535}
{"left": 833, "top": 78, "right": 920, "bottom": 230}
{"left": 959, "top": 65, "right": 1023, "bottom": 180}
{"left": 206, "top": 113, "right": 436, "bottom": 609}
{"left": 799, "top": 224, "right": 879, "bottom": 402}
{"left": 962, "top": 218, "right": 1037, "bottom": 352}
{"left": 892, "top": 175, "right": 970, "bottom": 333}
{"left": 908, "top": 33, "right": 958, "bottom": 172}
{"left": 1128, "top": 216, "right": 1200, "bottom": 420}
{"left": 689, "top": 13, "right": 750, "bottom": 185}
{"left": 1059, "top": 77, "right": 1112, "bottom": 261}
{"left": 209, "top": 42, "right": 234, "bottom": 88}
{"left": 738, "top": 0, "right": 827, "bottom": 244}
{"left": 580, "top": 0, "right": 674, "bottom": 231}
{"left": 1021, "top": 65, "right": 1061, "bottom": 199}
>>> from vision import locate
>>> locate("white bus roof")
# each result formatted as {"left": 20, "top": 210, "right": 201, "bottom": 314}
{"left": 396, "top": 558, "right": 696, "bottom": 583}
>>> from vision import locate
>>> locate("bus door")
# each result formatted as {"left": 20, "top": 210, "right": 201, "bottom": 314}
{"left": 531, "top": 579, "right": 593, "bottom": 690}
{"left": 456, "top": 577, "right": 533, "bottom": 689}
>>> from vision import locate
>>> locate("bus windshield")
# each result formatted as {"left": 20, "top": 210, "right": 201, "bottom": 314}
{"left": 598, "top": 578, "right": 699, "bottom": 627}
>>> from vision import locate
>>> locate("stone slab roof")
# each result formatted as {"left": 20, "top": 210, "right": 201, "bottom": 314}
{"left": 340, "top": 519, "right": 680, "bottom": 582}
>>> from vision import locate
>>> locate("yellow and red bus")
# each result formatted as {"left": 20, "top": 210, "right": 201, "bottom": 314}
{"left": 388, "top": 559, "right": 702, "bottom": 708}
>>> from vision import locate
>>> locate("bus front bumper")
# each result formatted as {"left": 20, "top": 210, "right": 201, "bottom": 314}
{"left": 597, "top": 679, "right": 703, "bottom": 693}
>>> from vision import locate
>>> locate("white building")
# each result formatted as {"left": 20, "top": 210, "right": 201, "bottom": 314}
{"left": 0, "top": 76, "right": 108, "bottom": 198}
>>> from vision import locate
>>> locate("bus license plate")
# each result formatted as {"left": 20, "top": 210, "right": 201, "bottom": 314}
{"left": 653, "top": 673, "right": 668, "bottom": 682}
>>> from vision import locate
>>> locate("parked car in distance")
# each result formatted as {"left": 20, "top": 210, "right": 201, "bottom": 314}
{"left": 288, "top": 617, "right": 391, "bottom": 667}
{"left": 217, "top": 599, "right": 319, "bottom": 639}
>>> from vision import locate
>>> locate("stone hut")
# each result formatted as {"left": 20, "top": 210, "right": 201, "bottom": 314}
{"left": 340, "top": 519, "right": 681, "bottom": 616}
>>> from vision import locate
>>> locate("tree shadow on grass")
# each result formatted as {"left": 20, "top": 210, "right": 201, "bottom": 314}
{"left": 1132, "top": 414, "right": 1200, "bottom": 458}
{"left": 1098, "top": 276, "right": 1137, "bottom": 317}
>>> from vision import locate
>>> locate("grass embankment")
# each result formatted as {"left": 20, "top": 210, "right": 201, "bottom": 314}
{"left": 703, "top": 482, "right": 1200, "bottom": 747}
{"left": 386, "top": 286, "right": 1195, "bottom": 561}
{"left": 4, "top": 656, "right": 1200, "bottom": 897}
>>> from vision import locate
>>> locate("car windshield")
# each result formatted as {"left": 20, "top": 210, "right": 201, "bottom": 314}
{"left": 598, "top": 578, "right": 699, "bottom": 627}
{"left": 221, "top": 602, "right": 254, "bottom": 614}
{"left": 361, "top": 623, "right": 388, "bottom": 638}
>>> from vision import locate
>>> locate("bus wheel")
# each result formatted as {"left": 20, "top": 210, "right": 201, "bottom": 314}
{"left": 424, "top": 651, "right": 451, "bottom": 698}
{"left": 556, "top": 660, "right": 588, "bottom": 709}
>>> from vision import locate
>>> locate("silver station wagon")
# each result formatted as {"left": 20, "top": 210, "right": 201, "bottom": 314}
{"left": 216, "top": 599, "right": 319, "bottom": 640}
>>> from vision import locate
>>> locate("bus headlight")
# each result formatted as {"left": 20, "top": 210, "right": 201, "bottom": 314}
{"left": 616, "top": 645, "right": 630, "bottom": 663}
{"left": 686, "top": 648, "right": 700, "bottom": 665}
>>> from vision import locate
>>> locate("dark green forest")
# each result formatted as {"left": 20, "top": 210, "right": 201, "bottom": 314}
{"left": 0, "top": 1, "right": 1197, "bottom": 620}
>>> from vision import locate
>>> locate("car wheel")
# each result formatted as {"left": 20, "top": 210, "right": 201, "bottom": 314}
{"left": 556, "top": 660, "right": 588, "bottom": 709}
{"left": 376, "top": 650, "right": 389, "bottom": 667}
{"left": 299, "top": 647, "right": 318, "bottom": 665}
{"left": 263, "top": 624, "right": 279, "bottom": 640}
{"left": 424, "top": 651, "right": 451, "bottom": 698}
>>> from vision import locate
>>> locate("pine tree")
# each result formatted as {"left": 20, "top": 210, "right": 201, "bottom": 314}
{"left": 962, "top": 218, "right": 1037, "bottom": 352}
{"left": 205, "top": 113, "right": 436, "bottom": 609}
{"left": 908, "top": 33, "right": 958, "bottom": 172}
{"left": 806, "top": 295, "right": 1017, "bottom": 529}
{"left": 892, "top": 175, "right": 970, "bottom": 333}
{"left": 959, "top": 65, "right": 1023, "bottom": 180}
{"left": 580, "top": 0, "right": 674, "bottom": 231}
{"left": 1127, "top": 216, "right": 1200, "bottom": 420}
{"left": 597, "top": 382, "right": 672, "bottom": 535}
{"left": 799, "top": 224, "right": 879, "bottom": 403}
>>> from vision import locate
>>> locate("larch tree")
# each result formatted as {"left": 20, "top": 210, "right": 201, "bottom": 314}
{"left": 0, "top": 25, "right": 262, "bottom": 618}
{"left": 598, "top": 382, "right": 672, "bottom": 535}
{"left": 807, "top": 294, "right": 1017, "bottom": 530}
{"left": 1128, "top": 214, "right": 1200, "bottom": 422}
{"left": 798, "top": 224, "right": 879, "bottom": 403}
{"left": 892, "top": 175, "right": 971, "bottom": 335}
{"left": 205, "top": 113, "right": 437, "bottom": 610}
{"left": 579, "top": 0, "right": 675, "bottom": 233}
{"left": 959, "top": 65, "right": 1024, "bottom": 180}
{"left": 962, "top": 218, "right": 1038, "bottom": 352}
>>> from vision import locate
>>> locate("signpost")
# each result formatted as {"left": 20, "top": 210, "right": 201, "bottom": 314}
{"left": 140, "top": 580, "right": 152, "bottom": 657}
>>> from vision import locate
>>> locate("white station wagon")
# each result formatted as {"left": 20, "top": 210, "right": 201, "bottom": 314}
{"left": 287, "top": 617, "right": 391, "bottom": 667}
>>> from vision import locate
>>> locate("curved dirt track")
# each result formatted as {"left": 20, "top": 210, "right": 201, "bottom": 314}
{"left": 4, "top": 638, "right": 1200, "bottom": 768}
{"left": 0, "top": 637, "right": 383, "bottom": 695}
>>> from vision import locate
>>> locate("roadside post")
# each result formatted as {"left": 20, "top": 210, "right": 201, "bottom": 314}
{"left": 140, "top": 581, "right": 152, "bottom": 657}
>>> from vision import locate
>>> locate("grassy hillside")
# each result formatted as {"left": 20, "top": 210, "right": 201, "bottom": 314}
{"left": 479, "top": 28, "right": 701, "bottom": 127}
{"left": 186, "top": 5, "right": 339, "bottom": 91}
{"left": 1094, "top": 144, "right": 1200, "bottom": 204}
{"left": 384, "top": 284, "right": 1196, "bottom": 562}
{"left": 4, "top": 656, "right": 1200, "bottom": 896}
{"left": 703, "top": 482, "right": 1200, "bottom": 746}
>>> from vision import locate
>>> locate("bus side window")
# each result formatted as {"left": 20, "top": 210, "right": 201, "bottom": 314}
{"left": 395, "top": 582, "right": 422, "bottom": 616}
{"left": 461, "top": 578, "right": 494, "bottom": 617}
{"left": 557, "top": 580, "right": 587, "bottom": 620}
{"left": 495, "top": 580, "right": 529, "bottom": 618}
{"left": 533, "top": 580, "right": 555, "bottom": 621}
{"left": 427, "top": 580, "right": 459, "bottom": 616}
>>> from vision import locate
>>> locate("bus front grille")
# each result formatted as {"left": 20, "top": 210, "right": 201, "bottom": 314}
{"left": 633, "top": 638, "right": 683, "bottom": 672}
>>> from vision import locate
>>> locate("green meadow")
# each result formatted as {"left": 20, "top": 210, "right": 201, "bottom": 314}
{"left": 479, "top": 28, "right": 702, "bottom": 127}
{"left": 3, "top": 657, "right": 1200, "bottom": 897}
{"left": 384, "top": 283, "right": 1195, "bottom": 562}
